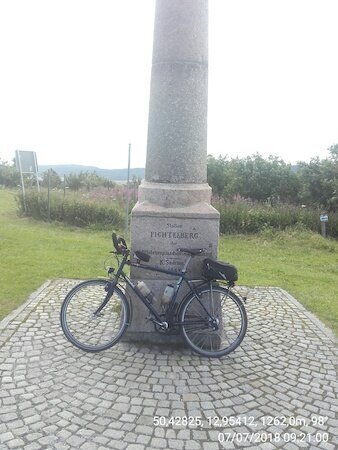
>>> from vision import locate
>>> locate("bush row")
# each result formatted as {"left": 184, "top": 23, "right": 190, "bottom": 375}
{"left": 215, "top": 200, "right": 338, "bottom": 238}
{"left": 16, "top": 190, "right": 123, "bottom": 230}
{"left": 17, "top": 189, "right": 337, "bottom": 238}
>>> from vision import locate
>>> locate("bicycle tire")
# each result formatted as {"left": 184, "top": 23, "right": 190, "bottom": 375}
{"left": 60, "top": 279, "right": 130, "bottom": 352}
{"left": 179, "top": 285, "right": 247, "bottom": 358}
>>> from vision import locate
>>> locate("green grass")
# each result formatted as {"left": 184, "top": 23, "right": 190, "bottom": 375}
{"left": 219, "top": 229, "right": 338, "bottom": 335}
{"left": 1, "top": 188, "right": 337, "bottom": 335}
{"left": 0, "top": 189, "right": 111, "bottom": 319}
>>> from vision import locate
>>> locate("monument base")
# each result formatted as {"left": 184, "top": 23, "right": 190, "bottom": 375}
{"left": 124, "top": 181, "right": 219, "bottom": 344}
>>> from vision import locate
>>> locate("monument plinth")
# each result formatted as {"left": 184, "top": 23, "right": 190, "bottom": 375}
{"left": 126, "top": 0, "right": 219, "bottom": 342}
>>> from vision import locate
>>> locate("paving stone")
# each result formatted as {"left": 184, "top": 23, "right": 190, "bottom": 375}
{"left": 23, "top": 443, "right": 42, "bottom": 450}
{"left": 150, "top": 437, "right": 168, "bottom": 448}
{"left": 0, "top": 280, "right": 337, "bottom": 450}
{"left": 6, "top": 438, "right": 25, "bottom": 449}
{"left": 136, "top": 434, "right": 151, "bottom": 445}
{"left": 0, "top": 432, "right": 14, "bottom": 444}
{"left": 202, "top": 443, "right": 219, "bottom": 450}
{"left": 80, "top": 443, "right": 98, "bottom": 450}
{"left": 185, "top": 440, "right": 203, "bottom": 449}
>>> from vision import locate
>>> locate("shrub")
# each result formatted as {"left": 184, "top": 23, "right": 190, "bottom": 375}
{"left": 16, "top": 189, "right": 338, "bottom": 238}
{"left": 214, "top": 200, "right": 338, "bottom": 238}
{"left": 16, "top": 189, "right": 124, "bottom": 230}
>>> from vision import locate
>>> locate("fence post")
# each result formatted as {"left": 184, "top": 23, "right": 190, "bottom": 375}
{"left": 47, "top": 170, "right": 51, "bottom": 222}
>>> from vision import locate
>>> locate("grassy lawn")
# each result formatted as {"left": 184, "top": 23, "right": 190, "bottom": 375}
{"left": 219, "top": 230, "right": 337, "bottom": 335}
{"left": 0, "top": 189, "right": 109, "bottom": 319}
{"left": 1, "top": 188, "right": 337, "bottom": 335}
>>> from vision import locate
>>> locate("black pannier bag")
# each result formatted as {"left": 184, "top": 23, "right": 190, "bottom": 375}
{"left": 202, "top": 258, "right": 238, "bottom": 284}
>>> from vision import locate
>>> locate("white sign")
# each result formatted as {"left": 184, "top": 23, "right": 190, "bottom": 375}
{"left": 15, "top": 150, "right": 38, "bottom": 173}
{"left": 320, "top": 215, "right": 328, "bottom": 222}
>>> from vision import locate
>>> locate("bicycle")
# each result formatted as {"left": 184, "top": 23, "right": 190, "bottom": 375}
{"left": 60, "top": 233, "right": 248, "bottom": 358}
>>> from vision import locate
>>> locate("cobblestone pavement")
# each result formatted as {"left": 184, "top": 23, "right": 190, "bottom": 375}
{"left": 0, "top": 279, "right": 337, "bottom": 450}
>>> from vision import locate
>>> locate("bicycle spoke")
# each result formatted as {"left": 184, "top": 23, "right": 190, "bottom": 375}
{"left": 60, "top": 280, "right": 129, "bottom": 352}
{"left": 180, "top": 287, "right": 247, "bottom": 357}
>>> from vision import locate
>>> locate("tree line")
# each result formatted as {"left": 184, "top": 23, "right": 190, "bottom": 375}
{"left": 1, "top": 145, "right": 337, "bottom": 210}
{"left": 0, "top": 164, "right": 141, "bottom": 192}
{"left": 207, "top": 145, "right": 337, "bottom": 211}
{"left": 0, "top": 164, "right": 118, "bottom": 191}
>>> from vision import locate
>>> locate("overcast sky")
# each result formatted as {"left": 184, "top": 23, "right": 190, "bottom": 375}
{"left": 1, "top": 0, "right": 338, "bottom": 169}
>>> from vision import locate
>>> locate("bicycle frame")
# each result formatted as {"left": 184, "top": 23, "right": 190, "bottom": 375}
{"left": 61, "top": 241, "right": 247, "bottom": 357}
{"left": 98, "top": 251, "right": 211, "bottom": 325}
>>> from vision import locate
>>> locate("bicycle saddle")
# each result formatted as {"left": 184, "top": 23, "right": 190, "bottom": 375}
{"left": 134, "top": 251, "right": 151, "bottom": 262}
{"left": 177, "top": 248, "right": 206, "bottom": 256}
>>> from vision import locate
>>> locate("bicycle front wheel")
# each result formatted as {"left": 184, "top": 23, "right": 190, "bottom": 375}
{"left": 60, "top": 280, "right": 130, "bottom": 352}
{"left": 179, "top": 286, "right": 247, "bottom": 358}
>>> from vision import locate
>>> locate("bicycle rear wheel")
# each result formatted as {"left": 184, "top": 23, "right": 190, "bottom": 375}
{"left": 179, "top": 286, "right": 247, "bottom": 358}
{"left": 60, "top": 280, "right": 130, "bottom": 352}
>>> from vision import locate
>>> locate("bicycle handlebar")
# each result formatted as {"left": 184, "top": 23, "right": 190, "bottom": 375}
{"left": 112, "top": 232, "right": 127, "bottom": 254}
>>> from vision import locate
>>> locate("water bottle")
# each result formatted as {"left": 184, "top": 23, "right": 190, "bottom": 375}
{"left": 162, "top": 284, "right": 174, "bottom": 305}
{"left": 135, "top": 281, "right": 157, "bottom": 304}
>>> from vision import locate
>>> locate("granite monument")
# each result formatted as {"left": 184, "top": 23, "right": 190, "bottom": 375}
{"left": 127, "top": 0, "right": 219, "bottom": 342}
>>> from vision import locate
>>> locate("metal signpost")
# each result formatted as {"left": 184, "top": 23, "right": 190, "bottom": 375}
{"left": 15, "top": 150, "right": 40, "bottom": 212}
{"left": 125, "top": 144, "right": 131, "bottom": 236}
{"left": 320, "top": 214, "right": 329, "bottom": 238}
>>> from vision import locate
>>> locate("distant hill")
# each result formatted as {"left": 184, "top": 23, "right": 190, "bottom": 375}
{"left": 39, "top": 163, "right": 300, "bottom": 180}
{"left": 39, "top": 164, "right": 145, "bottom": 181}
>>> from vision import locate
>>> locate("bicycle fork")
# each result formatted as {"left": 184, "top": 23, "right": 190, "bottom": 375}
{"left": 92, "top": 281, "right": 117, "bottom": 317}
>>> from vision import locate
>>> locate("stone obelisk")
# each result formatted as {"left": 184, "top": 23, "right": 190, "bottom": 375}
{"left": 127, "top": 0, "right": 219, "bottom": 342}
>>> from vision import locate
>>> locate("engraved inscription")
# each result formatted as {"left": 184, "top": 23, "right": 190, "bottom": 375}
{"left": 132, "top": 219, "right": 216, "bottom": 277}
{"left": 150, "top": 222, "right": 200, "bottom": 243}
{"left": 145, "top": 223, "right": 202, "bottom": 272}
{"left": 150, "top": 231, "right": 199, "bottom": 239}
{"left": 147, "top": 249, "right": 183, "bottom": 272}
{"left": 166, "top": 223, "right": 182, "bottom": 228}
